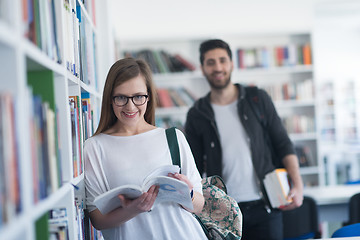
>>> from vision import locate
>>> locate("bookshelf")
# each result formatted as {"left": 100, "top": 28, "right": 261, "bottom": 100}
{"left": 313, "top": 0, "right": 360, "bottom": 187}
{"left": 118, "top": 33, "right": 321, "bottom": 187}
{"left": 0, "top": 0, "right": 113, "bottom": 239}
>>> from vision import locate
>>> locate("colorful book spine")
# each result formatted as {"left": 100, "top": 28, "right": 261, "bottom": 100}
{"left": 0, "top": 93, "right": 21, "bottom": 224}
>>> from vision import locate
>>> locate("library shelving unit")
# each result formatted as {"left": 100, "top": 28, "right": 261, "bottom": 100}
{"left": 118, "top": 33, "right": 321, "bottom": 187}
{"left": 313, "top": 0, "right": 360, "bottom": 187}
{"left": 0, "top": 0, "right": 113, "bottom": 239}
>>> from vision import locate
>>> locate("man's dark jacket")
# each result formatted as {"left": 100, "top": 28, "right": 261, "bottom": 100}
{"left": 184, "top": 84, "right": 295, "bottom": 192}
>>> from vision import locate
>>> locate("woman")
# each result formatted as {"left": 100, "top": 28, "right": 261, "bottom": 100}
{"left": 84, "top": 58, "right": 207, "bottom": 239}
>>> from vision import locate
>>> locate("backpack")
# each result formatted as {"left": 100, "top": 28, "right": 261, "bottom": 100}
{"left": 165, "top": 127, "right": 242, "bottom": 240}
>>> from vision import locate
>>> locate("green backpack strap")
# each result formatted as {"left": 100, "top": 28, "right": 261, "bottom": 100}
{"left": 165, "top": 127, "right": 181, "bottom": 168}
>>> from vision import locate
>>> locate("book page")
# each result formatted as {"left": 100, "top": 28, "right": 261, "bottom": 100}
{"left": 143, "top": 176, "right": 193, "bottom": 210}
{"left": 143, "top": 164, "right": 180, "bottom": 184}
{"left": 277, "top": 170, "right": 290, "bottom": 198}
{"left": 94, "top": 185, "right": 142, "bottom": 215}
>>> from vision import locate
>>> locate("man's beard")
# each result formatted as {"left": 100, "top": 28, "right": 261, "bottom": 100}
{"left": 206, "top": 74, "right": 232, "bottom": 90}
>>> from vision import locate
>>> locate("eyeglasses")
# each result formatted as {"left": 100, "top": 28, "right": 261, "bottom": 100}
{"left": 112, "top": 94, "right": 148, "bottom": 107}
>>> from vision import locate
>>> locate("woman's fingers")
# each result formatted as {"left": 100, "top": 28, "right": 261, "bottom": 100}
{"left": 168, "top": 172, "right": 193, "bottom": 190}
{"left": 117, "top": 185, "right": 159, "bottom": 213}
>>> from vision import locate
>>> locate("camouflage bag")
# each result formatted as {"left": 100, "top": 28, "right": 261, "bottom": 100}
{"left": 166, "top": 127, "right": 242, "bottom": 240}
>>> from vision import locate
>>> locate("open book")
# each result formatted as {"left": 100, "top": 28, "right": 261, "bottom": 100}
{"left": 263, "top": 168, "right": 292, "bottom": 208}
{"left": 94, "top": 165, "right": 193, "bottom": 215}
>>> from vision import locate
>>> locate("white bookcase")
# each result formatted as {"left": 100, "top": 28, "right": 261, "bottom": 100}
{"left": 0, "top": 0, "right": 113, "bottom": 239}
{"left": 313, "top": 0, "right": 360, "bottom": 186}
{"left": 118, "top": 33, "right": 321, "bottom": 187}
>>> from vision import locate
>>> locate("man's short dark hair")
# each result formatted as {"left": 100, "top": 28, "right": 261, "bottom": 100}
{"left": 199, "top": 39, "right": 232, "bottom": 65}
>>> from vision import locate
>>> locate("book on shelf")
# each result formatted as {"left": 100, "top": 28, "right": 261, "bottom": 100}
{"left": 236, "top": 43, "right": 312, "bottom": 69}
{"left": 94, "top": 165, "right": 193, "bottom": 215}
{"left": 124, "top": 49, "right": 196, "bottom": 73}
{"left": 178, "top": 87, "right": 197, "bottom": 104}
{"left": 282, "top": 115, "right": 315, "bottom": 134}
{"left": 303, "top": 43, "right": 312, "bottom": 65}
{"left": 167, "top": 88, "right": 187, "bottom": 107}
{"left": 36, "top": 212, "right": 50, "bottom": 240}
{"left": 173, "top": 54, "right": 196, "bottom": 71}
{"left": 156, "top": 87, "right": 196, "bottom": 109}
{"left": 295, "top": 145, "right": 312, "bottom": 167}
{"left": 264, "top": 79, "right": 314, "bottom": 102}
{"left": 22, "top": 0, "right": 62, "bottom": 63}
{"left": 28, "top": 70, "right": 62, "bottom": 197}
{"left": 153, "top": 50, "right": 169, "bottom": 73}
{"left": 0, "top": 92, "right": 21, "bottom": 224}
{"left": 156, "top": 88, "right": 174, "bottom": 108}
{"left": 263, "top": 168, "right": 292, "bottom": 208}
{"left": 69, "top": 96, "right": 83, "bottom": 178}
{"left": 77, "top": 5, "right": 97, "bottom": 87}
{"left": 48, "top": 208, "right": 69, "bottom": 240}
{"left": 35, "top": 208, "right": 70, "bottom": 240}
{"left": 43, "top": 101, "right": 60, "bottom": 193}
{"left": 74, "top": 196, "right": 86, "bottom": 240}
{"left": 81, "top": 92, "right": 94, "bottom": 140}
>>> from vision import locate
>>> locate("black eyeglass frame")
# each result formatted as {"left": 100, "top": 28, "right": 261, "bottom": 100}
{"left": 112, "top": 94, "right": 149, "bottom": 107}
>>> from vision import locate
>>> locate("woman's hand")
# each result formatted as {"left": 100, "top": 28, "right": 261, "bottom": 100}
{"left": 167, "top": 172, "right": 193, "bottom": 190}
{"left": 90, "top": 185, "right": 159, "bottom": 230}
{"left": 167, "top": 172, "right": 204, "bottom": 214}
{"left": 118, "top": 185, "right": 159, "bottom": 214}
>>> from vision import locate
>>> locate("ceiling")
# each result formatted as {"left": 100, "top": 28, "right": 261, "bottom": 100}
{"left": 108, "top": 0, "right": 317, "bottom": 41}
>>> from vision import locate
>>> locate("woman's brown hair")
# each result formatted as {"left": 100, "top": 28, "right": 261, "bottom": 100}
{"left": 93, "top": 58, "right": 157, "bottom": 136}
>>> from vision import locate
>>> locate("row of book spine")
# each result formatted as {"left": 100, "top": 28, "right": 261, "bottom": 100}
{"left": 263, "top": 78, "right": 314, "bottom": 101}
{"left": 156, "top": 87, "right": 197, "bottom": 108}
{"left": 80, "top": 0, "right": 96, "bottom": 26}
{"left": 236, "top": 43, "right": 312, "bottom": 69}
{"left": 155, "top": 117, "right": 184, "bottom": 132}
{"left": 77, "top": 197, "right": 103, "bottom": 240}
{"left": 282, "top": 115, "right": 315, "bottom": 134}
{"left": 27, "top": 70, "right": 62, "bottom": 203}
{"left": 0, "top": 68, "right": 95, "bottom": 225}
{"left": 69, "top": 93, "right": 94, "bottom": 178}
{"left": 22, "top": 0, "right": 97, "bottom": 88}
{"left": 69, "top": 96, "right": 83, "bottom": 178}
{"left": 318, "top": 80, "right": 360, "bottom": 142}
{"left": 36, "top": 208, "right": 69, "bottom": 240}
{"left": 124, "top": 50, "right": 196, "bottom": 74}
{"left": 23, "top": 0, "right": 62, "bottom": 63}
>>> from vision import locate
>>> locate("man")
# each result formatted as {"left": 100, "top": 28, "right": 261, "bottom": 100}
{"left": 184, "top": 39, "right": 304, "bottom": 240}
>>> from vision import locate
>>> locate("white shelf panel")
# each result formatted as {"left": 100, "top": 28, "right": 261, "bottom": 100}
{"left": 0, "top": 213, "right": 29, "bottom": 240}
{"left": 290, "top": 132, "right": 317, "bottom": 141}
{"left": 24, "top": 41, "right": 65, "bottom": 74}
{"left": 80, "top": 80, "right": 101, "bottom": 97}
{"left": 154, "top": 71, "right": 203, "bottom": 84}
{"left": 31, "top": 184, "right": 73, "bottom": 221}
{"left": 300, "top": 166, "right": 320, "bottom": 175}
{"left": 0, "top": 21, "right": 18, "bottom": 48}
{"left": 71, "top": 173, "right": 84, "bottom": 186}
{"left": 156, "top": 106, "right": 190, "bottom": 116}
{"left": 233, "top": 65, "right": 313, "bottom": 77}
{"left": 275, "top": 99, "right": 315, "bottom": 108}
